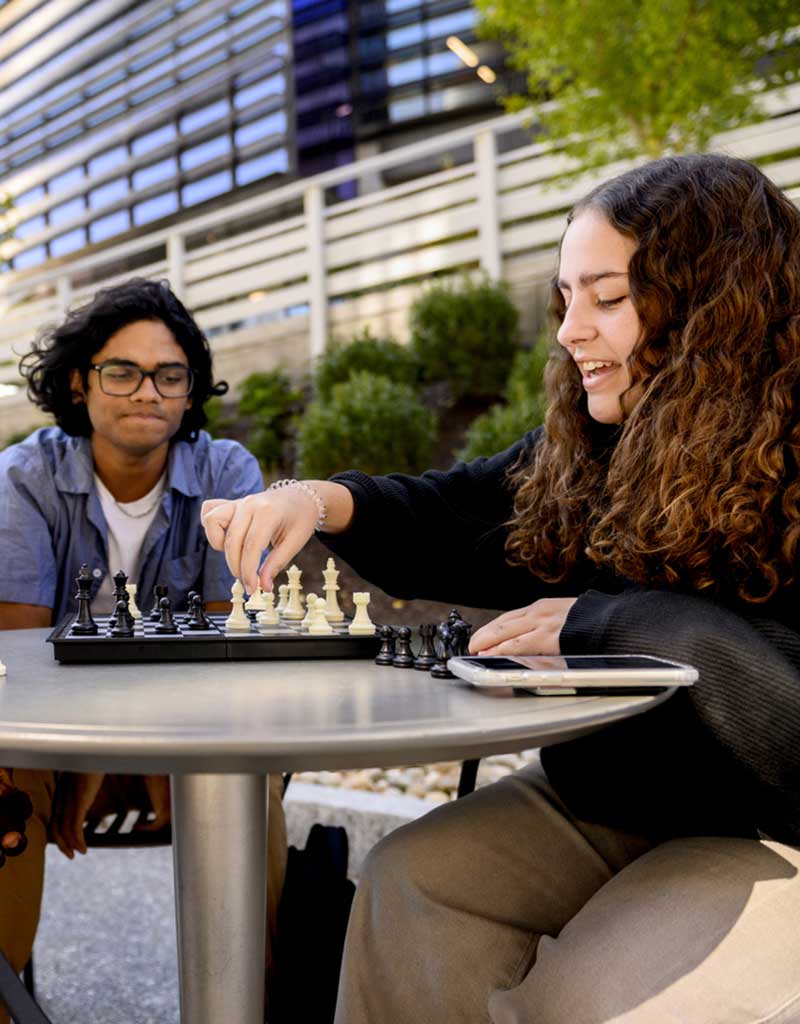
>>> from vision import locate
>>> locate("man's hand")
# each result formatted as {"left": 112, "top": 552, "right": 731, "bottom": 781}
{"left": 49, "top": 772, "right": 105, "bottom": 858}
{"left": 469, "top": 598, "right": 578, "bottom": 656}
{"left": 0, "top": 767, "right": 33, "bottom": 865}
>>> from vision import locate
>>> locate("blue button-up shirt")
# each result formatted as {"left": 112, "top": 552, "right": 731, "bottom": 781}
{"left": 0, "top": 427, "right": 263, "bottom": 623}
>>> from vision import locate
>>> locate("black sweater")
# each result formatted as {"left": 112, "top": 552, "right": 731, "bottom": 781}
{"left": 322, "top": 430, "right": 800, "bottom": 845}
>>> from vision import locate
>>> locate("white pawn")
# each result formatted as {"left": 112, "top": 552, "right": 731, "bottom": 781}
{"left": 225, "top": 578, "right": 250, "bottom": 631}
{"left": 0, "top": 660, "right": 6, "bottom": 677}
{"left": 308, "top": 596, "right": 334, "bottom": 635}
{"left": 256, "top": 590, "right": 280, "bottom": 626}
{"left": 245, "top": 585, "right": 267, "bottom": 613}
{"left": 282, "top": 565, "right": 305, "bottom": 620}
{"left": 275, "top": 584, "right": 289, "bottom": 615}
{"left": 322, "top": 557, "right": 344, "bottom": 622}
{"left": 125, "top": 583, "right": 142, "bottom": 620}
{"left": 301, "top": 593, "right": 319, "bottom": 630}
{"left": 348, "top": 592, "right": 376, "bottom": 635}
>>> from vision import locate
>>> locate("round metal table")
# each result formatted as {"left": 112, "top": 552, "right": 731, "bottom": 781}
{"left": 0, "top": 628, "right": 674, "bottom": 1024}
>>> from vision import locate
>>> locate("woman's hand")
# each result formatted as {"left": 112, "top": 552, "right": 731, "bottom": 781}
{"left": 201, "top": 482, "right": 355, "bottom": 595}
{"left": 469, "top": 598, "right": 578, "bottom": 656}
{"left": 49, "top": 772, "right": 105, "bottom": 859}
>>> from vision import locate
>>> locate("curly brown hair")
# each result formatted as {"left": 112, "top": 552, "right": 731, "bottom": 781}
{"left": 507, "top": 154, "right": 800, "bottom": 603}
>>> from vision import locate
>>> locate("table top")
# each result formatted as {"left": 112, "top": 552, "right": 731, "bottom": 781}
{"left": 0, "top": 628, "right": 675, "bottom": 774}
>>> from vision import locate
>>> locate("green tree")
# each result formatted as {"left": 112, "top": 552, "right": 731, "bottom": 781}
{"left": 477, "top": 0, "right": 799, "bottom": 167}
{"left": 236, "top": 370, "right": 303, "bottom": 471}
{"left": 315, "top": 327, "right": 420, "bottom": 401}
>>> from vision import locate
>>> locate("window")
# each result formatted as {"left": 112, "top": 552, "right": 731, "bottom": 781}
{"left": 133, "top": 157, "right": 178, "bottom": 191}
{"left": 90, "top": 209, "right": 131, "bottom": 243}
{"left": 427, "top": 9, "right": 476, "bottom": 39}
{"left": 234, "top": 111, "right": 286, "bottom": 148}
{"left": 427, "top": 50, "right": 461, "bottom": 76}
{"left": 182, "top": 170, "right": 232, "bottom": 206}
{"left": 178, "top": 15, "right": 227, "bottom": 47}
{"left": 387, "top": 23, "right": 424, "bottom": 50}
{"left": 15, "top": 185, "right": 46, "bottom": 207}
{"left": 387, "top": 56, "right": 425, "bottom": 87}
{"left": 132, "top": 124, "right": 176, "bottom": 157}
{"left": 86, "top": 70, "right": 126, "bottom": 98}
{"left": 389, "top": 93, "right": 426, "bottom": 122}
{"left": 89, "top": 145, "right": 128, "bottom": 177}
{"left": 49, "top": 197, "right": 85, "bottom": 226}
{"left": 13, "top": 246, "right": 47, "bottom": 270}
{"left": 15, "top": 215, "right": 46, "bottom": 240}
{"left": 233, "top": 74, "right": 285, "bottom": 110}
{"left": 50, "top": 227, "right": 87, "bottom": 257}
{"left": 49, "top": 166, "right": 84, "bottom": 194}
{"left": 89, "top": 177, "right": 129, "bottom": 210}
{"left": 180, "top": 100, "right": 229, "bottom": 135}
{"left": 133, "top": 191, "right": 179, "bottom": 226}
{"left": 131, "top": 78, "right": 174, "bottom": 106}
{"left": 235, "top": 147, "right": 289, "bottom": 185}
{"left": 181, "top": 135, "right": 231, "bottom": 171}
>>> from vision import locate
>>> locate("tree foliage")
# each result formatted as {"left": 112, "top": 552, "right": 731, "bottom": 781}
{"left": 477, "top": 0, "right": 799, "bottom": 166}
{"left": 314, "top": 327, "right": 420, "bottom": 401}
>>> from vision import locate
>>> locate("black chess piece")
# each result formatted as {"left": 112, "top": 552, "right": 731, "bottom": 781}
{"left": 375, "top": 624, "right": 396, "bottom": 666}
{"left": 182, "top": 590, "right": 199, "bottom": 623}
{"left": 186, "top": 593, "right": 212, "bottom": 631}
{"left": 155, "top": 595, "right": 179, "bottom": 634}
{"left": 414, "top": 623, "right": 438, "bottom": 670}
{"left": 113, "top": 570, "right": 134, "bottom": 628}
{"left": 72, "top": 563, "right": 98, "bottom": 635}
{"left": 109, "top": 598, "right": 135, "bottom": 638}
{"left": 392, "top": 625, "right": 415, "bottom": 668}
{"left": 431, "top": 621, "right": 456, "bottom": 678}
{"left": 149, "top": 584, "right": 169, "bottom": 621}
{"left": 447, "top": 608, "right": 463, "bottom": 625}
{"left": 450, "top": 617, "right": 473, "bottom": 656}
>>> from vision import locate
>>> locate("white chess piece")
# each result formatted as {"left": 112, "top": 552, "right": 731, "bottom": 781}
{"left": 301, "top": 593, "right": 318, "bottom": 630}
{"left": 282, "top": 565, "right": 305, "bottom": 620}
{"left": 256, "top": 590, "right": 280, "bottom": 626}
{"left": 245, "top": 586, "right": 267, "bottom": 613}
{"left": 0, "top": 660, "right": 6, "bottom": 676}
{"left": 348, "top": 592, "right": 376, "bottom": 635}
{"left": 125, "top": 583, "right": 142, "bottom": 620}
{"left": 308, "top": 596, "right": 334, "bottom": 635}
{"left": 275, "top": 584, "right": 289, "bottom": 615}
{"left": 225, "top": 578, "right": 250, "bottom": 630}
{"left": 322, "top": 557, "right": 344, "bottom": 621}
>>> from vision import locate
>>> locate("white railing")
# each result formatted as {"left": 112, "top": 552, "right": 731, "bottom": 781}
{"left": 2, "top": 81, "right": 800, "bottom": 435}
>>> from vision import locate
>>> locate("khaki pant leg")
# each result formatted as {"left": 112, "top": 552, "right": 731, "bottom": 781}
{"left": 490, "top": 836, "right": 800, "bottom": 1024}
{"left": 334, "top": 756, "right": 654, "bottom": 1024}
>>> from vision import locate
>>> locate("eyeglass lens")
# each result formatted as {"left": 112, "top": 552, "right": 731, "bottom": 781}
{"left": 99, "top": 364, "right": 193, "bottom": 397}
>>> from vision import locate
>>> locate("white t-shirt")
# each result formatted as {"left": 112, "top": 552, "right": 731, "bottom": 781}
{"left": 94, "top": 473, "right": 166, "bottom": 613}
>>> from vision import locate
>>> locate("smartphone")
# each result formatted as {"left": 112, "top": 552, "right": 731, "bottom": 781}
{"left": 447, "top": 654, "right": 697, "bottom": 695}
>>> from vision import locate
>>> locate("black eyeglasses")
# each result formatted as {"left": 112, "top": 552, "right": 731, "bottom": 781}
{"left": 91, "top": 361, "right": 194, "bottom": 398}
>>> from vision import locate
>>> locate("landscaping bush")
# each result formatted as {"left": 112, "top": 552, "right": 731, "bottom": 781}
{"left": 297, "top": 370, "right": 436, "bottom": 478}
{"left": 457, "top": 337, "right": 549, "bottom": 461}
{"left": 203, "top": 396, "right": 234, "bottom": 438}
{"left": 314, "top": 328, "right": 420, "bottom": 400}
{"left": 236, "top": 370, "right": 303, "bottom": 471}
{"left": 409, "top": 276, "right": 519, "bottom": 399}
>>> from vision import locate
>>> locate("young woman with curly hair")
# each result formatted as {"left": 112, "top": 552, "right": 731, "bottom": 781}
{"left": 205, "top": 153, "right": 800, "bottom": 1022}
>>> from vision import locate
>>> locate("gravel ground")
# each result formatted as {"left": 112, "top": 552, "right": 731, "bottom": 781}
{"left": 291, "top": 750, "right": 540, "bottom": 804}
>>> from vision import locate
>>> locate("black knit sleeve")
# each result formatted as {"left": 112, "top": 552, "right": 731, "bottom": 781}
{"left": 545, "top": 589, "right": 800, "bottom": 842}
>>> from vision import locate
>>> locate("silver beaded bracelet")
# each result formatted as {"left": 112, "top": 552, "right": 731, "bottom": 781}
{"left": 267, "top": 478, "right": 328, "bottom": 531}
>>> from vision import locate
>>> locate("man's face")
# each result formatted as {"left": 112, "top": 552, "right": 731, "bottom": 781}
{"left": 71, "top": 319, "right": 192, "bottom": 456}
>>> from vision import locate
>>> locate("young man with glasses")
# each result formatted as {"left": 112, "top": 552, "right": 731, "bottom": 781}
{"left": 0, "top": 278, "right": 286, "bottom": 1017}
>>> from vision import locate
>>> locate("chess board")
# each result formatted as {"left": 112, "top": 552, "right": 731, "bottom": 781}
{"left": 47, "top": 612, "right": 381, "bottom": 664}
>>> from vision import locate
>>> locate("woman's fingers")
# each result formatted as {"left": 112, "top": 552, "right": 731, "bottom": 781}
{"left": 470, "top": 607, "right": 530, "bottom": 654}
{"left": 202, "top": 500, "right": 236, "bottom": 551}
{"left": 258, "top": 530, "right": 311, "bottom": 592}
{"left": 477, "top": 631, "right": 543, "bottom": 656}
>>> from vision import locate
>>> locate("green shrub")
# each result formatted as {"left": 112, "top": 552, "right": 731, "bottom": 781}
{"left": 1, "top": 428, "right": 35, "bottom": 450}
{"left": 409, "top": 275, "right": 519, "bottom": 399}
{"left": 203, "top": 397, "right": 234, "bottom": 438}
{"left": 457, "top": 336, "right": 549, "bottom": 461}
{"left": 297, "top": 371, "right": 436, "bottom": 478}
{"left": 236, "top": 370, "right": 303, "bottom": 470}
{"left": 315, "top": 328, "right": 420, "bottom": 400}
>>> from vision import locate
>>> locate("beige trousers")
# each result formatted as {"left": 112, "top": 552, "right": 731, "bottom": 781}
{"left": 335, "top": 758, "right": 800, "bottom": 1024}
{"left": 0, "top": 769, "right": 287, "bottom": 1022}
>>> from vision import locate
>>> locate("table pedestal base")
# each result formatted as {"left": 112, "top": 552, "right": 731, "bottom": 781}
{"left": 171, "top": 773, "right": 268, "bottom": 1024}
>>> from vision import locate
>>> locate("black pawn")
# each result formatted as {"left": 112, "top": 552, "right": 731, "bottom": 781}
{"left": 431, "top": 622, "right": 455, "bottom": 679}
{"left": 186, "top": 593, "right": 212, "bottom": 631}
{"left": 375, "top": 625, "right": 396, "bottom": 666}
{"left": 113, "top": 570, "right": 134, "bottom": 628}
{"left": 393, "top": 625, "right": 415, "bottom": 669}
{"left": 447, "top": 608, "right": 463, "bottom": 625}
{"left": 414, "top": 623, "right": 438, "bottom": 671}
{"left": 155, "top": 595, "right": 179, "bottom": 634}
{"left": 109, "top": 599, "right": 134, "bottom": 638}
{"left": 451, "top": 618, "right": 473, "bottom": 656}
{"left": 182, "top": 590, "right": 199, "bottom": 623}
{"left": 149, "top": 584, "right": 169, "bottom": 621}
{"left": 72, "top": 563, "right": 98, "bottom": 635}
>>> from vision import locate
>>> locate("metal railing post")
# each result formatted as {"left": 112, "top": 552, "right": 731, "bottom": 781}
{"left": 167, "top": 232, "right": 186, "bottom": 300}
{"left": 475, "top": 129, "right": 502, "bottom": 281}
{"left": 56, "top": 275, "right": 72, "bottom": 315}
{"left": 304, "top": 183, "right": 327, "bottom": 364}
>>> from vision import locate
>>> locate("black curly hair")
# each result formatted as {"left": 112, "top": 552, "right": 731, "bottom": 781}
{"left": 20, "top": 278, "right": 228, "bottom": 441}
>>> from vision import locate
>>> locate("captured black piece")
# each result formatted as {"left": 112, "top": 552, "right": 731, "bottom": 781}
{"left": 154, "top": 595, "right": 180, "bottom": 634}
{"left": 109, "top": 598, "right": 135, "bottom": 637}
{"left": 72, "top": 563, "right": 98, "bottom": 635}
{"left": 431, "top": 621, "right": 456, "bottom": 678}
{"left": 186, "top": 593, "right": 212, "bottom": 631}
{"left": 392, "top": 625, "right": 415, "bottom": 668}
{"left": 149, "top": 584, "right": 169, "bottom": 621}
{"left": 375, "top": 624, "right": 396, "bottom": 665}
{"left": 0, "top": 788, "right": 34, "bottom": 869}
{"left": 414, "top": 623, "right": 438, "bottom": 671}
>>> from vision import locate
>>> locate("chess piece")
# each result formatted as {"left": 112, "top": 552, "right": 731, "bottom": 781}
{"left": 392, "top": 625, "right": 415, "bottom": 668}
{"left": 110, "top": 598, "right": 135, "bottom": 637}
{"left": 186, "top": 593, "right": 212, "bottom": 631}
{"left": 348, "top": 592, "right": 376, "bottom": 635}
{"left": 301, "top": 594, "right": 319, "bottom": 630}
{"left": 225, "top": 578, "right": 251, "bottom": 630}
{"left": 245, "top": 586, "right": 268, "bottom": 618}
{"left": 282, "top": 565, "right": 305, "bottom": 620}
{"left": 447, "top": 608, "right": 463, "bottom": 625}
{"left": 72, "top": 563, "right": 98, "bottom": 635}
{"left": 375, "top": 624, "right": 396, "bottom": 666}
{"left": 322, "top": 558, "right": 344, "bottom": 621}
{"left": 308, "top": 596, "right": 334, "bottom": 635}
{"left": 125, "top": 583, "right": 142, "bottom": 620}
{"left": 275, "top": 583, "right": 289, "bottom": 616}
{"left": 451, "top": 617, "right": 473, "bottom": 656}
{"left": 113, "top": 570, "right": 134, "bottom": 628}
{"left": 414, "top": 623, "right": 438, "bottom": 670}
{"left": 256, "top": 590, "right": 280, "bottom": 627}
{"left": 431, "top": 622, "right": 455, "bottom": 678}
{"left": 149, "top": 584, "right": 168, "bottom": 621}
{"left": 154, "top": 596, "right": 179, "bottom": 634}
